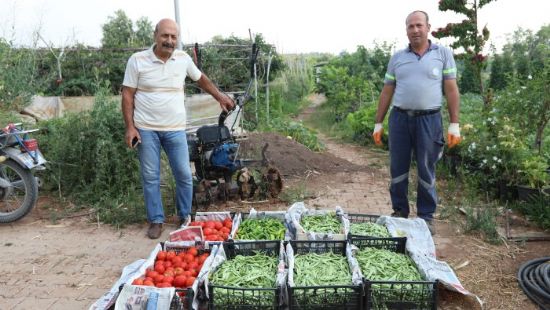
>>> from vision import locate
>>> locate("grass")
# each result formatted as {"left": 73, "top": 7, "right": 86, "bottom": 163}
{"left": 278, "top": 180, "right": 313, "bottom": 204}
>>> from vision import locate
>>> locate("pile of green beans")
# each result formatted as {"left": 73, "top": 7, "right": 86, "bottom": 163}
{"left": 235, "top": 218, "right": 286, "bottom": 240}
{"left": 294, "top": 252, "right": 351, "bottom": 286}
{"left": 356, "top": 248, "right": 430, "bottom": 309}
{"left": 355, "top": 248, "right": 422, "bottom": 281}
{"left": 349, "top": 222, "right": 391, "bottom": 238}
{"left": 301, "top": 214, "right": 341, "bottom": 234}
{"left": 210, "top": 253, "right": 278, "bottom": 307}
{"left": 292, "top": 252, "right": 356, "bottom": 306}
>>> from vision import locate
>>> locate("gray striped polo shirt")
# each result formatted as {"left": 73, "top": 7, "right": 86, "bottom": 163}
{"left": 384, "top": 42, "right": 457, "bottom": 110}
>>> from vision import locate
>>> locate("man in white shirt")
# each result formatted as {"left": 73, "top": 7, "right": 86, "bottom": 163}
{"left": 122, "top": 18, "right": 234, "bottom": 239}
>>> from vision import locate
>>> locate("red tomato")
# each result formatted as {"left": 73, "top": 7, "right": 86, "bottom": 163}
{"left": 183, "top": 271, "right": 192, "bottom": 277}
{"left": 164, "top": 261, "right": 173, "bottom": 268}
{"left": 156, "top": 251, "right": 167, "bottom": 261}
{"left": 188, "top": 261, "right": 199, "bottom": 271}
{"left": 153, "top": 274, "right": 165, "bottom": 284}
{"left": 132, "top": 278, "right": 144, "bottom": 285}
{"left": 187, "top": 247, "right": 198, "bottom": 257}
{"left": 220, "top": 227, "right": 230, "bottom": 234}
{"left": 203, "top": 228, "right": 214, "bottom": 235}
{"left": 166, "top": 251, "right": 177, "bottom": 260}
{"left": 198, "top": 255, "right": 208, "bottom": 264}
{"left": 163, "top": 276, "right": 174, "bottom": 285}
{"left": 154, "top": 264, "right": 166, "bottom": 274}
{"left": 214, "top": 221, "right": 223, "bottom": 230}
{"left": 164, "top": 270, "right": 175, "bottom": 277}
{"left": 185, "top": 276, "right": 196, "bottom": 287}
{"left": 184, "top": 254, "right": 195, "bottom": 263}
{"left": 157, "top": 282, "right": 171, "bottom": 288}
{"left": 223, "top": 218, "right": 232, "bottom": 228}
{"left": 146, "top": 270, "right": 159, "bottom": 279}
{"left": 174, "top": 267, "right": 184, "bottom": 275}
{"left": 143, "top": 279, "right": 154, "bottom": 286}
{"left": 172, "top": 256, "right": 183, "bottom": 265}
{"left": 174, "top": 275, "right": 187, "bottom": 287}
{"left": 205, "top": 221, "right": 216, "bottom": 229}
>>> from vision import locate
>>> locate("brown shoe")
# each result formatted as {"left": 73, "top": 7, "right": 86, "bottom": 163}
{"left": 147, "top": 223, "right": 163, "bottom": 239}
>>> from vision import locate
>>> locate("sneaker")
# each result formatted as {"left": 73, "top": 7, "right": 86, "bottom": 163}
{"left": 425, "top": 220, "right": 436, "bottom": 236}
{"left": 390, "top": 210, "right": 408, "bottom": 218}
{"left": 147, "top": 223, "right": 163, "bottom": 239}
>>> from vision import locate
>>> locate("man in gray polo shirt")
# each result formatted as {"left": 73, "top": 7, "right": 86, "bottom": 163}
{"left": 372, "top": 10, "right": 462, "bottom": 234}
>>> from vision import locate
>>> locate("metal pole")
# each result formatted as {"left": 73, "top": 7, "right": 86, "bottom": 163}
{"left": 173, "top": 0, "right": 183, "bottom": 49}
{"left": 266, "top": 50, "right": 273, "bottom": 123}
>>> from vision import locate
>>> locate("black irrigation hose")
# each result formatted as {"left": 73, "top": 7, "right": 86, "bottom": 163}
{"left": 517, "top": 257, "right": 550, "bottom": 310}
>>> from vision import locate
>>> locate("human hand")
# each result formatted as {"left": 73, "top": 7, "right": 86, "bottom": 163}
{"left": 447, "top": 123, "right": 462, "bottom": 148}
{"left": 125, "top": 128, "right": 141, "bottom": 148}
{"left": 372, "top": 123, "right": 383, "bottom": 146}
{"left": 218, "top": 93, "right": 235, "bottom": 112}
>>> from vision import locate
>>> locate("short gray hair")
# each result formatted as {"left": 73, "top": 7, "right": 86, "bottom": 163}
{"left": 406, "top": 11, "right": 429, "bottom": 25}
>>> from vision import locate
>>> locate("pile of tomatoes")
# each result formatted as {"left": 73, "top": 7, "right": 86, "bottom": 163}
{"left": 131, "top": 247, "right": 209, "bottom": 292}
{"left": 188, "top": 218, "right": 233, "bottom": 242}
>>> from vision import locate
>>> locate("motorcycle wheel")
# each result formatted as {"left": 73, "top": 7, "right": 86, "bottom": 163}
{"left": 0, "top": 159, "right": 39, "bottom": 223}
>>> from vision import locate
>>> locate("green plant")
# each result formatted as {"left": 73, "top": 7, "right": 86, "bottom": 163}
{"left": 463, "top": 205, "right": 502, "bottom": 245}
{"left": 278, "top": 181, "right": 312, "bottom": 204}
{"left": 517, "top": 154, "right": 549, "bottom": 188}
{"left": 37, "top": 82, "right": 145, "bottom": 225}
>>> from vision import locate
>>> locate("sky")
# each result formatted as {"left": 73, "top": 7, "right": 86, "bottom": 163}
{"left": 0, "top": 0, "right": 548, "bottom": 54}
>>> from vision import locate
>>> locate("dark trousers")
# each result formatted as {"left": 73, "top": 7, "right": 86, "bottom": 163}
{"left": 388, "top": 108, "right": 444, "bottom": 220}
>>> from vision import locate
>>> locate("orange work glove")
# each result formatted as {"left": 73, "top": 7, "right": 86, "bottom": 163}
{"left": 447, "top": 123, "right": 462, "bottom": 148}
{"left": 372, "top": 123, "right": 383, "bottom": 146}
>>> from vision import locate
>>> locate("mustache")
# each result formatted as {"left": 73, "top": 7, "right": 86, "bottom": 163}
{"left": 162, "top": 42, "right": 175, "bottom": 48}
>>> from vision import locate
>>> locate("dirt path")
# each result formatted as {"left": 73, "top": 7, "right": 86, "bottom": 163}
{"left": 0, "top": 94, "right": 548, "bottom": 309}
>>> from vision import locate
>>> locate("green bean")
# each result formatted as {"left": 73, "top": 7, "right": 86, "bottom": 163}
{"left": 350, "top": 222, "right": 391, "bottom": 238}
{"left": 355, "top": 248, "right": 421, "bottom": 281}
{"left": 235, "top": 218, "right": 286, "bottom": 240}
{"left": 210, "top": 252, "right": 279, "bottom": 307}
{"left": 301, "top": 215, "right": 341, "bottom": 234}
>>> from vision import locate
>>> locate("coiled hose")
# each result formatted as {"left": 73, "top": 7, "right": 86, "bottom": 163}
{"left": 517, "top": 257, "right": 550, "bottom": 309}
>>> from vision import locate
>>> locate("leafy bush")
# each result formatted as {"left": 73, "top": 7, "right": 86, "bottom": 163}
{"left": 38, "top": 83, "right": 145, "bottom": 225}
{"left": 345, "top": 102, "right": 387, "bottom": 146}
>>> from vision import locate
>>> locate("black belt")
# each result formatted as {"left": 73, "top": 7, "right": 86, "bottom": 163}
{"left": 394, "top": 106, "right": 440, "bottom": 117}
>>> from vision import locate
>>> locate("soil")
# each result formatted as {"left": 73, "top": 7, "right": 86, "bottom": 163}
{"left": 1, "top": 94, "right": 549, "bottom": 310}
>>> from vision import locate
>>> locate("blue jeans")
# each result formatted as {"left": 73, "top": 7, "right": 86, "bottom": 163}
{"left": 137, "top": 129, "right": 193, "bottom": 223}
{"left": 388, "top": 109, "right": 444, "bottom": 220}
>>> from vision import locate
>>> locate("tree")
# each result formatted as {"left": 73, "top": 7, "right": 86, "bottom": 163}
{"left": 134, "top": 17, "right": 154, "bottom": 48}
{"left": 432, "top": 0, "right": 495, "bottom": 105}
{"left": 101, "top": 10, "right": 134, "bottom": 48}
{"left": 488, "top": 54, "right": 506, "bottom": 90}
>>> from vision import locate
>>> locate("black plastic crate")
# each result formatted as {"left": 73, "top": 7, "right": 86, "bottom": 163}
{"left": 347, "top": 214, "right": 379, "bottom": 224}
{"left": 346, "top": 214, "right": 395, "bottom": 240}
{"left": 223, "top": 240, "right": 281, "bottom": 258}
{"left": 350, "top": 238, "right": 437, "bottom": 310}
{"left": 288, "top": 240, "right": 363, "bottom": 310}
{"left": 208, "top": 241, "right": 284, "bottom": 309}
{"left": 349, "top": 237, "right": 407, "bottom": 254}
{"left": 364, "top": 280, "right": 438, "bottom": 310}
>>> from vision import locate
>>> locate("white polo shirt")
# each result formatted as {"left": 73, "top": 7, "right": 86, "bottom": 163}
{"left": 122, "top": 46, "right": 202, "bottom": 131}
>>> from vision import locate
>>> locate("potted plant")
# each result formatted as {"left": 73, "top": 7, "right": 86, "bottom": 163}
{"left": 516, "top": 155, "right": 550, "bottom": 202}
